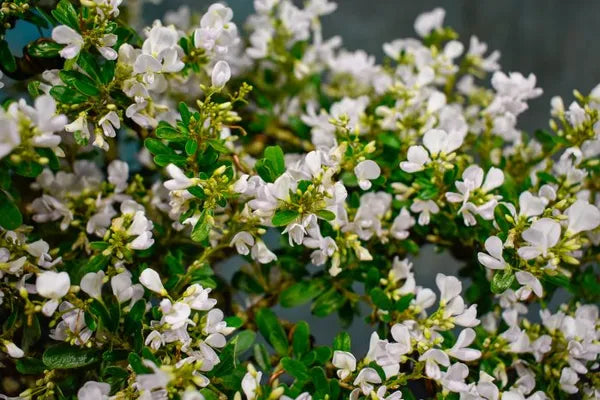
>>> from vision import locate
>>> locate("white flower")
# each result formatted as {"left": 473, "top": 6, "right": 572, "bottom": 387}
{"left": 436, "top": 273, "right": 462, "bottom": 305}
{"left": 441, "top": 363, "right": 469, "bottom": 393}
{"left": 477, "top": 236, "right": 508, "bottom": 270}
{"left": 36, "top": 271, "right": 70, "bottom": 299}
{"left": 80, "top": 270, "right": 105, "bottom": 300}
{"left": 517, "top": 218, "right": 561, "bottom": 260}
{"left": 565, "top": 200, "right": 600, "bottom": 234}
{"left": 414, "top": 7, "right": 445, "bottom": 37}
{"left": 160, "top": 299, "right": 192, "bottom": 330}
{"left": 108, "top": 160, "right": 129, "bottom": 192}
{"left": 182, "top": 284, "right": 217, "bottom": 311}
{"left": 0, "top": 107, "right": 20, "bottom": 159}
{"left": 400, "top": 129, "right": 463, "bottom": 173}
{"left": 445, "top": 165, "right": 504, "bottom": 226}
{"left": 52, "top": 25, "right": 84, "bottom": 59}
{"left": 354, "top": 160, "right": 381, "bottom": 190}
{"left": 211, "top": 60, "right": 231, "bottom": 88}
{"left": 145, "top": 330, "right": 164, "bottom": 350}
{"left": 419, "top": 349, "right": 449, "bottom": 380}
{"left": 111, "top": 271, "right": 144, "bottom": 304}
{"left": 390, "top": 207, "right": 415, "bottom": 240}
{"left": 353, "top": 367, "right": 382, "bottom": 395}
{"left": 559, "top": 367, "right": 579, "bottom": 394}
{"left": 4, "top": 341, "right": 24, "bottom": 358}
{"left": 448, "top": 328, "right": 481, "bottom": 361}
{"left": 332, "top": 350, "right": 356, "bottom": 380}
{"left": 139, "top": 268, "right": 167, "bottom": 296}
{"left": 410, "top": 199, "right": 439, "bottom": 225}
{"left": 77, "top": 381, "right": 111, "bottom": 400}
{"left": 515, "top": 271, "right": 543, "bottom": 300}
{"left": 230, "top": 231, "right": 255, "bottom": 255}
{"left": 251, "top": 240, "right": 277, "bottom": 264}
{"left": 241, "top": 368, "right": 262, "bottom": 400}
{"left": 517, "top": 191, "right": 546, "bottom": 218}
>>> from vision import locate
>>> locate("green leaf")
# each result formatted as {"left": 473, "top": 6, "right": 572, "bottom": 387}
{"left": 59, "top": 70, "right": 101, "bottom": 96}
{"left": 253, "top": 343, "right": 271, "bottom": 371}
{"left": 315, "top": 209, "right": 336, "bottom": 221}
{"left": 395, "top": 293, "right": 414, "bottom": 312}
{"left": 185, "top": 139, "right": 198, "bottom": 156}
{"left": 272, "top": 209, "right": 300, "bottom": 227}
{"left": 77, "top": 52, "right": 102, "bottom": 83}
{"left": 156, "top": 121, "right": 182, "bottom": 140}
{"left": 255, "top": 308, "right": 289, "bottom": 356}
{"left": 232, "top": 330, "right": 256, "bottom": 359}
{"left": 42, "top": 343, "right": 99, "bottom": 369}
{"left": 50, "top": 85, "right": 88, "bottom": 104}
{"left": 99, "top": 61, "right": 115, "bottom": 85}
{"left": 0, "top": 40, "right": 16, "bottom": 72}
{"left": 208, "top": 139, "right": 231, "bottom": 154}
{"left": 28, "top": 41, "right": 63, "bottom": 58}
{"left": 16, "top": 357, "right": 46, "bottom": 375}
{"left": 191, "top": 210, "right": 212, "bottom": 243}
{"left": 88, "top": 299, "right": 113, "bottom": 331}
{"left": 491, "top": 270, "right": 515, "bottom": 294}
{"left": 13, "top": 160, "right": 43, "bottom": 177}
{"left": 144, "top": 138, "right": 174, "bottom": 156}
{"left": 178, "top": 102, "right": 191, "bottom": 124}
{"left": 52, "top": 0, "right": 79, "bottom": 30}
{"left": 333, "top": 332, "right": 351, "bottom": 352}
{"left": 311, "top": 288, "right": 345, "bottom": 317}
{"left": 280, "top": 280, "right": 325, "bottom": 308}
{"left": 0, "top": 191, "right": 23, "bottom": 230}
{"left": 264, "top": 145, "right": 285, "bottom": 176}
{"left": 128, "top": 353, "right": 152, "bottom": 374}
{"left": 281, "top": 357, "right": 309, "bottom": 381}
{"left": 292, "top": 321, "right": 310, "bottom": 357}
{"left": 369, "top": 288, "right": 392, "bottom": 310}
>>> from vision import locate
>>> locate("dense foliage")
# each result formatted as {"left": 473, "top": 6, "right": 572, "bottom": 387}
{"left": 0, "top": 1, "right": 599, "bottom": 399}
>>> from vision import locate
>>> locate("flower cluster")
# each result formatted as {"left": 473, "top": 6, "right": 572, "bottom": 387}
{"left": 0, "top": 1, "right": 599, "bottom": 399}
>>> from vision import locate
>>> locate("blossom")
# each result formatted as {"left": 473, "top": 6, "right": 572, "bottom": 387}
{"left": 36, "top": 271, "right": 70, "bottom": 299}
{"left": 251, "top": 240, "right": 277, "bottom": 264}
{"left": 80, "top": 270, "right": 105, "bottom": 300}
{"left": 448, "top": 328, "right": 481, "bottom": 361}
{"left": 410, "top": 199, "right": 439, "bottom": 225}
{"left": 354, "top": 160, "right": 381, "bottom": 190}
{"left": 4, "top": 341, "right": 24, "bottom": 358}
{"left": 353, "top": 367, "right": 382, "bottom": 395}
{"left": 139, "top": 268, "right": 167, "bottom": 296}
{"left": 52, "top": 25, "right": 84, "bottom": 59}
{"left": 77, "top": 381, "right": 111, "bottom": 400}
{"left": 414, "top": 8, "right": 445, "bottom": 37}
{"left": 332, "top": 351, "right": 356, "bottom": 380}
{"left": 211, "top": 60, "right": 231, "bottom": 88}
{"left": 400, "top": 129, "right": 463, "bottom": 173}
{"left": 477, "top": 236, "right": 508, "bottom": 270}
{"left": 241, "top": 367, "right": 262, "bottom": 400}
{"left": 564, "top": 200, "right": 600, "bottom": 234}
{"left": 517, "top": 218, "right": 561, "bottom": 260}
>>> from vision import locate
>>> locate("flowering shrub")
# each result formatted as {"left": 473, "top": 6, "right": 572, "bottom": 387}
{"left": 0, "top": 0, "right": 599, "bottom": 399}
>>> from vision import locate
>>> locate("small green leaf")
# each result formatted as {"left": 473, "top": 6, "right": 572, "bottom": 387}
{"left": 369, "top": 288, "right": 392, "bottom": 310}
{"left": 156, "top": 121, "right": 182, "bottom": 140}
{"left": 280, "top": 280, "right": 325, "bottom": 308}
{"left": 292, "top": 321, "right": 310, "bottom": 357}
{"left": 59, "top": 70, "right": 101, "bottom": 96}
{"left": 255, "top": 308, "right": 289, "bottom": 356}
{"left": 28, "top": 41, "right": 63, "bottom": 58}
{"left": 272, "top": 209, "right": 300, "bottom": 227}
{"left": 333, "top": 332, "right": 351, "bottom": 352}
{"left": 281, "top": 357, "right": 309, "bottom": 381}
{"left": 232, "top": 330, "right": 256, "bottom": 359}
{"left": 50, "top": 85, "right": 88, "bottom": 104}
{"left": 0, "top": 191, "right": 23, "bottom": 230}
{"left": 52, "top": 0, "right": 79, "bottom": 29}
{"left": 77, "top": 52, "right": 102, "bottom": 82}
{"left": 491, "top": 270, "right": 515, "bottom": 294}
{"left": 16, "top": 357, "right": 46, "bottom": 375}
{"left": 315, "top": 209, "right": 336, "bottom": 221}
{"left": 0, "top": 40, "right": 16, "bottom": 72}
{"left": 191, "top": 210, "right": 212, "bottom": 243}
{"left": 264, "top": 145, "right": 285, "bottom": 176}
{"left": 311, "top": 288, "right": 345, "bottom": 317}
{"left": 42, "top": 343, "right": 99, "bottom": 369}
